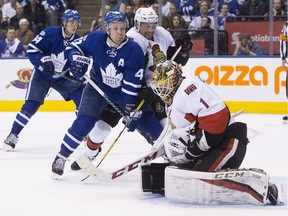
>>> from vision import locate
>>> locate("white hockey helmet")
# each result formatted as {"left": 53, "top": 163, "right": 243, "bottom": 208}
{"left": 134, "top": 7, "right": 158, "bottom": 29}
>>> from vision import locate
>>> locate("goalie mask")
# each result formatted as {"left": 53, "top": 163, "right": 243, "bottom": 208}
{"left": 151, "top": 60, "right": 183, "bottom": 106}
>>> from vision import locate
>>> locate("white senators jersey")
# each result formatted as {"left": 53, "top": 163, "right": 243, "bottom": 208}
{"left": 168, "top": 76, "right": 235, "bottom": 134}
{"left": 127, "top": 26, "right": 175, "bottom": 86}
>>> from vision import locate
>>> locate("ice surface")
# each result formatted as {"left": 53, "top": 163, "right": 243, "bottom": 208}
{"left": 0, "top": 112, "right": 287, "bottom": 216}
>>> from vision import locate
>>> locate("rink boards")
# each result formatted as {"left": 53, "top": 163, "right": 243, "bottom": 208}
{"left": 0, "top": 57, "right": 287, "bottom": 113}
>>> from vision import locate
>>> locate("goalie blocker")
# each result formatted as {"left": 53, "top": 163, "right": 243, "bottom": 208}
{"left": 141, "top": 164, "right": 283, "bottom": 205}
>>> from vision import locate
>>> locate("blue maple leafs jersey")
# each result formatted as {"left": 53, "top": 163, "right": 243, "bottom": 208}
{"left": 66, "top": 31, "right": 145, "bottom": 106}
{"left": 27, "top": 26, "right": 79, "bottom": 80}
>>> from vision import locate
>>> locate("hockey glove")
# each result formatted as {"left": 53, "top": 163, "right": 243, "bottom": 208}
{"left": 38, "top": 56, "right": 55, "bottom": 75}
{"left": 123, "top": 106, "right": 142, "bottom": 132}
{"left": 164, "top": 128, "right": 196, "bottom": 164}
{"left": 70, "top": 55, "right": 90, "bottom": 79}
{"left": 175, "top": 34, "right": 193, "bottom": 53}
{"left": 138, "top": 87, "right": 156, "bottom": 104}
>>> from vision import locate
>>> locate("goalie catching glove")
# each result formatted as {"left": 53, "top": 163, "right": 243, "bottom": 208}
{"left": 70, "top": 54, "right": 90, "bottom": 79}
{"left": 164, "top": 128, "right": 210, "bottom": 164}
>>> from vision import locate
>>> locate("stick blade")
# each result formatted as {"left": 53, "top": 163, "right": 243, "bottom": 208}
{"left": 76, "top": 155, "right": 110, "bottom": 182}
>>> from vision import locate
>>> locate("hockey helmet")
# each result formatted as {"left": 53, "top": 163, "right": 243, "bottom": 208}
{"left": 134, "top": 7, "right": 158, "bottom": 28}
{"left": 151, "top": 60, "right": 183, "bottom": 105}
{"left": 62, "top": 9, "right": 81, "bottom": 25}
{"left": 104, "top": 11, "right": 127, "bottom": 29}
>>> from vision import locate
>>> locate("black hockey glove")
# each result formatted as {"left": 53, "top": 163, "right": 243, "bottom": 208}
{"left": 175, "top": 34, "right": 193, "bottom": 53}
{"left": 70, "top": 55, "right": 90, "bottom": 79}
{"left": 138, "top": 87, "right": 156, "bottom": 104}
{"left": 38, "top": 56, "right": 55, "bottom": 75}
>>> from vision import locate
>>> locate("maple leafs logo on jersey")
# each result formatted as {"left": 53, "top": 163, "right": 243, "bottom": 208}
{"left": 101, "top": 63, "right": 123, "bottom": 88}
{"left": 51, "top": 52, "right": 67, "bottom": 73}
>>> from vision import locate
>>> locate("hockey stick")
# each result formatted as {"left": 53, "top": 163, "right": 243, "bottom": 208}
{"left": 77, "top": 109, "right": 245, "bottom": 182}
{"left": 83, "top": 74, "right": 126, "bottom": 117}
{"left": 77, "top": 145, "right": 165, "bottom": 181}
{"left": 96, "top": 99, "right": 145, "bottom": 167}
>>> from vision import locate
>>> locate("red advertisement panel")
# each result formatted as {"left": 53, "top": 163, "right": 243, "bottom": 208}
{"left": 225, "top": 21, "right": 284, "bottom": 55}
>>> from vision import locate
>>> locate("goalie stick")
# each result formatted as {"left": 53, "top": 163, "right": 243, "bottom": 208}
{"left": 77, "top": 110, "right": 245, "bottom": 182}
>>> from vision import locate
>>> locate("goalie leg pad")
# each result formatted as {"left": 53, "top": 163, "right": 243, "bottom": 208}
{"left": 141, "top": 163, "right": 170, "bottom": 195}
{"left": 165, "top": 167, "right": 276, "bottom": 205}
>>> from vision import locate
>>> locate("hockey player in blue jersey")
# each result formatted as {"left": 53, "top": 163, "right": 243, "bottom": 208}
{"left": 50, "top": 11, "right": 164, "bottom": 179}
{"left": 2, "top": 9, "right": 83, "bottom": 151}
{"left": 69, "top": 7, "right": 193, "bottom": 172}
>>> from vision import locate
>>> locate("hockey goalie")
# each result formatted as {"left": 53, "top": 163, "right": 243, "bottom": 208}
{"left": 140, "top": 60, "right": 283, "bottom": 205}
{"left": 140, "top": 127, "right": 283, "bottom": 205}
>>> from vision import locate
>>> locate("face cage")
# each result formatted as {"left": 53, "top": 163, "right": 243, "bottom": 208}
{"left": 151, "top": 76, "right": 174, "bottom": 103}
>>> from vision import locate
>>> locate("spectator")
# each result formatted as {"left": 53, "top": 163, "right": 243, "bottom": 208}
{"left": 264, "top": 0, "right": 287, "bottom": 20}
{"left": 239, "top": 0, "right": 267, "bottom": 17}
{"left": 168, "top": 14, "right": 186, "bottom": 39}
{"left": 151, "top": 2, "right": 169, "bottom": 29}
{"left": 125, "top": 4, "right": 134, "bottom": 30}
{"left": 23, "top": 0, "right": 45, "bottom": 35}
{"left": 40, "top": 0, "right": 66, "bottom": 26}
{"left": 108, "top": 0, "right": 126, "bottom": 14}
{"left": 89, "top": 16, "right": 103, "bottom": 32}
{"left": 233, "top": 33, "right": 264, "bottom": 55}
{"left": 0, "top": 10, "right": 8, "bottom": 30}
{"left": 0, "top": 26, "right": 25, "bottom": 57}
{"left": 15, "top": 18, "right": 34, "bottom": 51}
{"left": 174, "top": 0, "right": 196, "bottom": 22}
{"left": 161, "top": 0, "right": 171, "bottom": 16}
{"left": 218, "top": 2, "right": 236, "bottom": 30}
{"left": 188, "top": 0, "right": 214, "bottom": 31}
{"left": 65, "top": 0, "right": 75, "bottom": 9}
{"left": 216, "top": 0, "right": 239, "bottom": 16}
{"left": 191, "top": 16, "right": 214, "bottom": 55}
{"left": 99, "top": 4, "right": 111, "bottom": 17}
{"left": 169, "top": 2, "right": 178, "bottom": 18}
{"left": 2, "top": 0, "right": 20, "bottom": 26}
{"left": 9, "top": 4, "right": 26, "bottom": 29}
{"left": 131, "top": 0, "right": 146, "bottom": 13}
{"left": 17, "top": 0, "right": 29, "bottom": 6}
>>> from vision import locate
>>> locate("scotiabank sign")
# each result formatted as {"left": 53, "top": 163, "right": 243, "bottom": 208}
{"left": 225, "top": 21, "right": 283, "bottom": 55}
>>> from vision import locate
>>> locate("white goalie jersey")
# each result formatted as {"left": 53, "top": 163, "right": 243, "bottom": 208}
{"left": 127, "top": 26, "right": 175, "bottom": 86}
{"left": 167, "top": 76, "right": 235, "bottom": 130}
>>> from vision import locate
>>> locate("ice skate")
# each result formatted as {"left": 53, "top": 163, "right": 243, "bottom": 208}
{"left": 51, "top": 154, "right": 67, "bottom": 180}
{"left": 283, "top": 116, "right": 288, "bottom": 124}
{"left": 3, "top": 132, "right": 19, "bottom": 151}
{"left": 267, "top": 183, "right": 278, "bottom": 205}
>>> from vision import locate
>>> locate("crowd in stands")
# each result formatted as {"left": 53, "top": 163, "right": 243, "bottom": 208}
{"left": 0, "top": 0, "right": 75, "bottom": 57}
{"left": 0, "top": 0, "right": 287, "bottom": 57}
{"left": 89, "top": 0, "right": 286, "bottom": 55}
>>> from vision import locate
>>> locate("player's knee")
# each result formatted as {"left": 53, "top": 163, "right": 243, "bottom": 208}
{"left": 89, "top": 120, "right": 111, "bottom": 143}
{"left": 21, "top": 100, "right": 41, "bottom": 117}
{"left": 71, "top": 115, "right": 97, "bottom": 138}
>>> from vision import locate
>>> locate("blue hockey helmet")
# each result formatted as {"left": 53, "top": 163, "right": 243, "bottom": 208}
{"left": 104, "top": 11, "right": 127, "bottom": 29}
{"left": 62, "top": 9, "right": 81, "bottom": 25}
